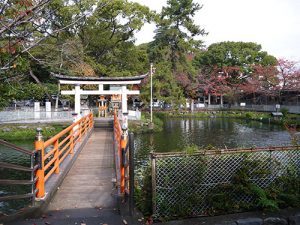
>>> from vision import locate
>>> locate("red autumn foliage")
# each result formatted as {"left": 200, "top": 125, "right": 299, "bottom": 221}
{"left": 276, "top": 58, "right": 300, "bottom": 91}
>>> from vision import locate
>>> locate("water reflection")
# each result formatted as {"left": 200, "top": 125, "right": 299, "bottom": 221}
{"left": 134, "top": 118, "right": 291, "bottom": 163}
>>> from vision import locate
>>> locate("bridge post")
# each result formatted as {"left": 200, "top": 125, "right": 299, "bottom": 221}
{"left": 54, "top": 140, "right": 60, "bottom": 174}
{"left": 35, "top": 128, "right": 45, "bottom": 198}
{"left": 70, "top": 128, "right": 74, "bottom": 154}
{"left": 120, "top": 126, "right": 128, "bottom": 194}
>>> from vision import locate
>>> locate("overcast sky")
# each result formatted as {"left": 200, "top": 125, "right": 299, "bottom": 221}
{"left": 131, "top": 0, "right": 300, "bottom": 62}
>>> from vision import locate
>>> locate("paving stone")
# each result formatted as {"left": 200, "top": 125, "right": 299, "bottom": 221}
{"left": 263, "top": 217, "right": 287, "bottom": 225}
{"left": 236, "top": 218, "right": 263, "bottom": 225}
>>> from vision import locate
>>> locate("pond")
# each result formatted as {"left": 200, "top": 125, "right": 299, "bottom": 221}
{"left": 0, "top": 140, "right": 34, "bottom": 215}
{"left": 134, "top": 117, "right": 292, "bottom": 163}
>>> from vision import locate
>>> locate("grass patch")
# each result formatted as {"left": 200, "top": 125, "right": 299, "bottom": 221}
{"left": 0, "top": 123, "right": 68, "bottom": 141}
{"left": 129, "top": 112, "right": 164, "bottom": 133}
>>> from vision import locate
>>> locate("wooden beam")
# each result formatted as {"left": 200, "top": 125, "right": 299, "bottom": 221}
{"left": 61, "top": 90, "right": 140, "bottom": 95}
{"left": 59, "top": 80, "right": 141, "bottom": 85}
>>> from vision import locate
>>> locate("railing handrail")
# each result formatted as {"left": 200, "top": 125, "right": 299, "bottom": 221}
{"left": 113, "top": 111, "right": 129, "bottom": 195}
{"left": 0, "top": 139, "right": 35, "bottom": 155}
{"left": 0, "top": 162, "right": 38, "bottom": 172}
{"left": 35, "top": 112, "right": 94, "bottom": 198}
{"left": 0, "top": 113, "right": 94, "bottom": 217}
{"left": 151, "top": 145, "right": 300, "bottom": 158}
{"left": 43, "top": 115, "right": 87, "bottom": 148}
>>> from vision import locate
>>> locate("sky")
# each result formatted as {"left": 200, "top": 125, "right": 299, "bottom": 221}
{"left": 131, "top": 0, "right": 300, "bottom": 62}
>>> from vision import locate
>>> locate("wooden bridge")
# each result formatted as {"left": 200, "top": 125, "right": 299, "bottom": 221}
{"left": 0, "top": 113, "right": 135, "bottom": 225}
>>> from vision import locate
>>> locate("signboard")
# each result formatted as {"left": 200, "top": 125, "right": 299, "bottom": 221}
{"left": 110, "top": 85, "right": 121, "bottom": 91}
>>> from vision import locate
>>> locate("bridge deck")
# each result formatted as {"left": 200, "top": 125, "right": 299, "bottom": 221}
{"left": 47, "top": 128, "right": 115, "bottom": 210}
{"left": 10, "top": 127, "right": 122, "bottom": 225}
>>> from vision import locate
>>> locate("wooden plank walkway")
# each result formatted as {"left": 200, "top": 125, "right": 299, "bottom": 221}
{"left": 47, "top": 128, "right": 116, "bottom": 210}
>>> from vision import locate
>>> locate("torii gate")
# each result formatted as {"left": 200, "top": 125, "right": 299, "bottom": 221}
{"left": 51, "top": 73, "right": 147, "bottom": 115}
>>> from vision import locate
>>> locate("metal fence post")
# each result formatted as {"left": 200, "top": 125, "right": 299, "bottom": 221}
{"left": 151, "top": 153, "right": 156, "bottom": 216}
{"left": 129, "top": 132, "right": 135, "bottom": 216}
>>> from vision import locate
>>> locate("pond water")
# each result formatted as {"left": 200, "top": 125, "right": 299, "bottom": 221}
{"left": 134, "top": 118, "right": 292, "bottom": 162}
{"left": 0, "top": 141, "right": 34, "bottom": 214}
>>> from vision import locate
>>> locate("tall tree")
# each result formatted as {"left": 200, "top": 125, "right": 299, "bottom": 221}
{"left": 0, "top": 0, "right": 85, "bottom": 75}
{"left": 275, "top": 58, "right": 300, "bottom": 103}
{"left": 194, "top": 42, "right": 278, "bottom": 104}
{"left": 146, "top": 0, "right": 206, "bottom": 105}
{"left": 194, "top": 42, "right": 277, "bottom": 81}
{"left": 78, "top": 0, "right": 154, "bottom": 76}
{"left": 151, "top": 0, "right": 206, "bottom": 71}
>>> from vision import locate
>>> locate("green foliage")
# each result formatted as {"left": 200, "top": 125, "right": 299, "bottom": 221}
{"left": 152, "top": 0, "right": 206, "bottom": 70}
{"left": 206, "top": 157, "right": 300, "bottom": 215}
{"left": 128, "top": 112, "right": 164, "bottom": 133}
{"left": 194, "top": 41, "right": 277, "bottom": 72}
{"left": 184, "top": 144, "right": 198, "bottom": 154}
{"left": 0, "top": 124, "right": 66, "bottom": 141}
{"left": 245, "top": 112, "right": 253, "bottom": 119}
{"left": 135, "top": 164, "right": 153, "bottom": 216}
{"left": 267, "top": 167, "right": 300, "bottom": 208}
{"left": 280, "top": 107, "right": 289, "bottom": 118}
{"left": 0, "top": 82, "right": 58, "bottom": 108}
{"left": 140, "top": 60, "right": 185, "bottom": 105}
{"left": 251, "top": 185, "right": 278, "bottom": 211}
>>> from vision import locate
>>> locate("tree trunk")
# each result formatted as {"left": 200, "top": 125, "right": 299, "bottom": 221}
{"left": 29, "top": 68, "right": 54, "bottom": 104}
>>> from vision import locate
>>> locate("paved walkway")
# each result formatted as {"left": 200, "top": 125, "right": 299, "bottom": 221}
{"left": 10, "top": 128, "right": 123, "bottom": 225}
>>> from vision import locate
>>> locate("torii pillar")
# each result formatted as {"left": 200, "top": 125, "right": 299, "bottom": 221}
{"left": 74, "top": 84, "right": 81, "bottom": 115}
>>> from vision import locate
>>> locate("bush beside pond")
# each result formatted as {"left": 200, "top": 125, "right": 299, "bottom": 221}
{"left": 0, "top": 124, "right": 67, "bottom": 141}
{"left": 129, "top": 113, "right": 164, "bottom": 133}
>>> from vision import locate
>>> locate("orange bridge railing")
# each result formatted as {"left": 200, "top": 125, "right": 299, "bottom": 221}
{"left": 35, "top": 112, "right": 94, "bottom": 198}
{"left": 113, "top": 112, "right": 129, "bottom": 195}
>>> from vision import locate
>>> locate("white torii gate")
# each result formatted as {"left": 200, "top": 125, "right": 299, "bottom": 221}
{"left": 52, "top": 73, "right": 147, "bottom": 115}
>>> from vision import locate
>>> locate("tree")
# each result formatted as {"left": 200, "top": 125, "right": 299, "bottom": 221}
{"left": 194, "top": 42, "right": 277, "bottom": 82}
{"left": 151, "top": 0, "right": 206, "bottom": 71}
{"left": 277, "top": 58, "right": 300, "bottom": 91}
{"left": 238, "top": 65, "right": 279, "bottom": 104}
{"left": 0, "top": 0, "right": 86, "bottom": 74}
{"left": 145, "top": 0, "right": 206, "bottom": 105}
{"left": 275, "top": 58, "right": 300, "bottom": 103}
{"left": 194, "top": 42, "right": 278, "bottom": 104}
{"left": 77, "top": 0, "right": 155, "bottom": 76}
{"left": 0, "top": 0, "right": 155, "bottom": 108}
